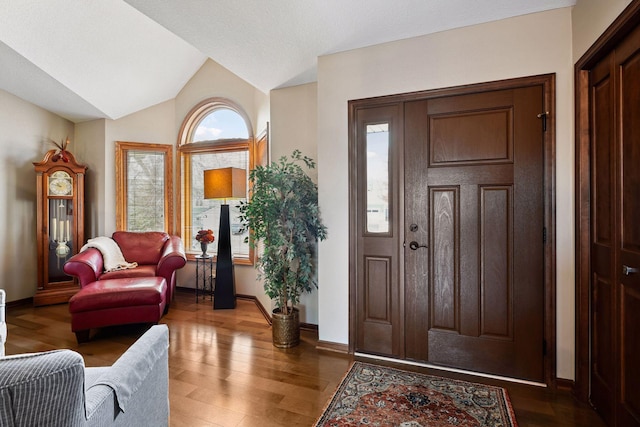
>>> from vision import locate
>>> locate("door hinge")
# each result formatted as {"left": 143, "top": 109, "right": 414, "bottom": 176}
{"left": 543, "top": 227, "right": 547, "bottom": 244}
{"left": 537, "top": 111, "right": 549, "bottom": 132}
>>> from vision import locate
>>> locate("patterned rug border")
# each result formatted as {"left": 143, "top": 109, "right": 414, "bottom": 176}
{"left": 315, "top": 361, "right": 519, "bottom": 427}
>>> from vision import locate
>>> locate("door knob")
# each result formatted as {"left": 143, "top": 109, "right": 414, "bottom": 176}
{"left": 623, "top": 265, "right": 639, "bottom": 276}
{"left": 409, "top": 241, "right": 427, "bottom": 250}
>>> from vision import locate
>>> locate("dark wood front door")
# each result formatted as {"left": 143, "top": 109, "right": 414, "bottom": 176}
{"left": 350, "top": 76, "right": 552, "bottom": 383}
{"left": 588, "top": 22, "right": 640, "bottom": 427}
{"left": 404, "top": 86, "right": 545, "bottom": 381}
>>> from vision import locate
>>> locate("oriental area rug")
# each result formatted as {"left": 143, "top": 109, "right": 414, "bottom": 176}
{"left": 315, "top": 362, "right": 518, "bottom": 427}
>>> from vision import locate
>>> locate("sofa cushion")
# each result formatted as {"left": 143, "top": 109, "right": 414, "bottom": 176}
{"left": 0, "top": 349, "right": 86, "bottom": 426}
{"left": 99, "top": 265, "right": 156, "bottom": 281}
{"left": 69, "top": 278, "right": 166, "bottom": 313}
{"left": 90, "top": 325, "right": 169, "bottom": 413}
{"left": 112, "top": 231, "right": 169, "bottom": 265}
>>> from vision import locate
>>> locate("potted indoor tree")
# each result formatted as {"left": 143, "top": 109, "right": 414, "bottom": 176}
{"left": 238, "top": 150, "right": 327, "bottom": 348}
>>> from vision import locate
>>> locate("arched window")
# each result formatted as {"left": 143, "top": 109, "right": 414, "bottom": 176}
{"left": 178, "top": 98, "right": 254, "bottom": 261}
{"left": 192, "top": 108, "right": 249, "bottom": 142}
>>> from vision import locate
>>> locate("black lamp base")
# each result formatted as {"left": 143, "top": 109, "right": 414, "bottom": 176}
{"left": 214, "top": 204, "right": 236, "bottom": 309}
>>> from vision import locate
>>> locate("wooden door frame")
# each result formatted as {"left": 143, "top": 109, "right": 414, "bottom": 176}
{"left": 575, "top": 0, "right": 640, "bottom": 403}
{"left": 349, "top": 74, "right": 557, "bottom": 386}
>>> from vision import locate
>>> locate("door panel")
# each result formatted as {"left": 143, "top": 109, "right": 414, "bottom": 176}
{"left": 588, "top": 21, "right": 640, "bottom": 427}
{"left": 405, "top": 86, "right": 544, "bottom": 381}
{"left": 361, "top": 256, "right": 394, "bottom": 354}
{"left": 480, "top": 185, "right": 512, "bottom": 339}
{"left": 430, "top": 187, "right": 458, "bottom": 332}
{"left": 430, "top": 108, "right": 512, "bottom": 165}
{"left": 593, "top": 273, "right": 615, "bottom": 415}
{"left": 590, "top": 52, "right": 616, "bottom": 426}
{"left": 355, "top": 104, "right": 403, "bottom": 357}
{"left": 617, "top": 23, "right": 640, "bottom": 426}
{"left": 621, "top": 286, "right": 640, "bottom": 423}
{"left": 404, "top": 99, "right": 430, "bottom": 361}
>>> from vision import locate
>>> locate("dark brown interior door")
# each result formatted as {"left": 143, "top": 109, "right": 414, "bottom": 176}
{"left": 617, "top": 25, "right": 640, "bottom": 426}
{"left": 404, "top": 87, "right": 545, "bottom": 382}
{"left": 590, "top": 22, "right": 640, "bottom": 427}
{"left": 590, "top": 50, "right": 617, "bottom": 426}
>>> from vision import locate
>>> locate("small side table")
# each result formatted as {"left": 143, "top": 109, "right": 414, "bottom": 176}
{"left": 195, "top": 255, "right": 214, "bottom": 302}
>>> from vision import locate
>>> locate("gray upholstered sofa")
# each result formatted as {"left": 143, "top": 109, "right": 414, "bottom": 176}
{"left": 0, "top": 289, "right": 5, "bottom": 357}
{"left": 0, "top": 324, "right": 169, "bottom": 426}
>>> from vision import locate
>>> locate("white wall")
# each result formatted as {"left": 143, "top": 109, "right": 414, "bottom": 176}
{"left": 75, "top": 118, "right": 106, "bottom": 237}
{"left": 316, "top": 8, "right": 577, "bottom": 378}
{"left": 271, "top": 83, "right": 318, "bottom": 176}
{"left": 73, "top": 59, "right": 271, "bottom": 302}
{"left": 176, "top": 59, "right": 269, "bottom": 136}
{"left": 75, "top": 100, "right": 176, "bottom": 238}
{"left": 173, "top": 59, "right": 270, "bottom": 300}
{"left": 572, "top": 0, "right": 633, "bottom": 62}
{"left": 270, "top": 82, "right": 319, "bottom": 322}
{"left": 105, "top": 100, "right": 177, "bottom": 235}
{"left": 0, "top": 89, "right": 74, "bottom": 301}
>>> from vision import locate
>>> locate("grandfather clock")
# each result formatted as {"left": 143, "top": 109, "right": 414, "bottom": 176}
{"left": 33, "top": 149, "right": 87, "bottom": 306}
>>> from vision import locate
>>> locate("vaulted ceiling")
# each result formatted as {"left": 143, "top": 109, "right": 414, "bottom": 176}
{"left": 0, "top": 0, "right": 575, "bottom": 123}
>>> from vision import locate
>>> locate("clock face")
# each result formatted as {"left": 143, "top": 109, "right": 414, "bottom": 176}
{"left": 48, "top": 171, "right": 73, "bottom": 196}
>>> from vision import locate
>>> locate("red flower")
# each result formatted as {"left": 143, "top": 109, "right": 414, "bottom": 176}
{"left": 195, "top": 229, "right": 215, "bottom": 243}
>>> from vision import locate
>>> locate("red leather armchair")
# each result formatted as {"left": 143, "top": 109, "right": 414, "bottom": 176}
{"left": 64, "top": 232, "right": 186, "bottom": 305}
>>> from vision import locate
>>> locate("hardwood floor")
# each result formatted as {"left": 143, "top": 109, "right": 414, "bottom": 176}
{"left": 5, "top": 289, "right": 605, "bottom": 427}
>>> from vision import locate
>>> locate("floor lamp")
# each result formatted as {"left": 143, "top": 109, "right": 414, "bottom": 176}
{"left": 204, "top": 167, "right": 246, "bottom": 309}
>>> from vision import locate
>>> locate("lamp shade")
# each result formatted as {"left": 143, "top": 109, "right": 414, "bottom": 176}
{"left": 203, "top": 167, "right": 246, "bottom": 200}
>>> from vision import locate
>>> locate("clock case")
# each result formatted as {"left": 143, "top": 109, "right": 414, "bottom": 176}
{"left": 33, "top": 149, "right": 87, "bottom": 306}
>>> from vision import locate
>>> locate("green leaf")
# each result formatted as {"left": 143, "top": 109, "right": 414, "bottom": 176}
{"left": 238, "top": 150, "right": 327, "bottom": 310}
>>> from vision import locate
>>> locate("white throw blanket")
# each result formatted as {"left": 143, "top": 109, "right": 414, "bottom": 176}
{"left": 81, "top": 236, "right": 138, "bottom": 272}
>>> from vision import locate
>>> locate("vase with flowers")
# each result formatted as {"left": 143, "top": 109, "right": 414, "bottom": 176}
{"left": 195, "top": 229, "right": 215, "bottom": 256}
